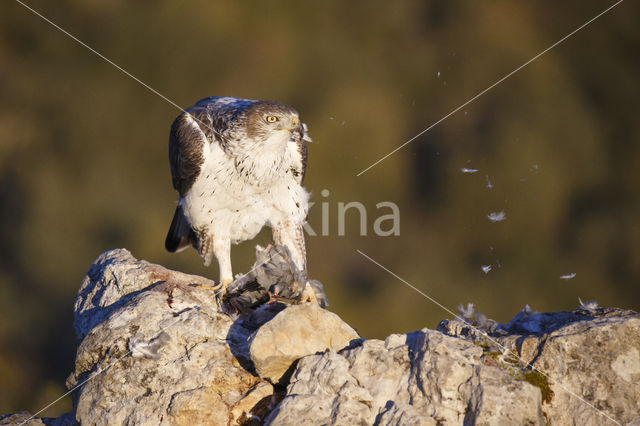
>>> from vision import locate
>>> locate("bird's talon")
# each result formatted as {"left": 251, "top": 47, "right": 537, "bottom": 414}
{"left": 193, "top": 284, "right": 217, "bottom": 291}
{"left": 194, "top": 278, "right": 233, "bottom": 297}
{"left": 213, "top": 278, "right": 233, "bottom": 297}
{"left": 301, "top": 282, "right": 318, "bottom": 305}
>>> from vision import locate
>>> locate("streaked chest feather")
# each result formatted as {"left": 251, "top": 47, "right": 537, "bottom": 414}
{"left": 180, "top": 137, "right": 308, "bottom": 240}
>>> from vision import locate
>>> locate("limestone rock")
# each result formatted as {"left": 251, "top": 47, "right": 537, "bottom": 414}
{"left": 67, "top": 249, "right": 271, "bottom": 425}
{"left": 267, "top": 329, "right": 544, "bottom": 425}
{"left": 0, "top": 412, "right": 44, "bottom": 426}
{"left": 248, "top": 303, "right": 360, "bottom": 384}
{"left": 439, "top": 305, "right": 640, "bottom": 425}
{"left": 66, "top": 249, "right": 352, "bottom": 425}
{"left": 0, "top": 412, "right": 74, "bottom": 425}
{"left": 73, "top": 248, "right": 216, "bottom": 340}
{"left": 3, "top": 249, "right": 639, "bottom": 425}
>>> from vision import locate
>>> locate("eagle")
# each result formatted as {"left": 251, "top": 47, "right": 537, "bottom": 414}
{"left": 165, "top": 96, "right": 311, "bottom": 295}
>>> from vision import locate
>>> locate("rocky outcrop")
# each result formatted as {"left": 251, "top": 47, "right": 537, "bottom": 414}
{"left": 269, "top": 305, "right": 640, "bottom": 425}
{"left": 2, "top": 249, "right": 639, "bottom": 425}
{"left": 267, "top": 328, "right": 544, "bottom": 424}
{"left": 439, "top": 304, "right": 640, "bottom": 425}
{"left": 71, "top": 249, "right": 264, "bottom": 425}
{"left": 67, "top": 249, "right": 358, "bottom": 425}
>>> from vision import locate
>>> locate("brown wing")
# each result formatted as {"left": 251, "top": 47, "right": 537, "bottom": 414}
{"left": 169, "top": 97, "right": 258, "bottom": 195}
{"left": 168, "top": 111, "right": 208, "bottom": 196}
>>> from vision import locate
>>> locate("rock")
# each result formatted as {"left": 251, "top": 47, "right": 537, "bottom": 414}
{"left": 73, "top": 248, "right": 216, "bottom": 340}
{"left": 376, "top": 403, "right": 438, "bottom": 426}
{"left": 0, "top": 412, "right": 44, "bottom": 426}
{"left": 0, "top": 411, "right": 75, "bottom": 425}
{"left": 3, "top": 249, "right": 639, "bottom": 425}
{"left": 68, "top": 249, "right": 270, "bottom": 425}
{"left": 266, "top": 329, "right": 544, "bottom": 425}
{"left": 440, "top": 305, "right": 640, "bottom": 425}
{"left": 249, "top": 303, "right": 360, "bottom": 384}
{"left": 229, "top": 382, "right": 276, "bottom": 424}
{"left": 68, "top": 249, "right": 350, "bottom": 425}
{"left": 267, "top": 305, "right": 640, "bottom": 425}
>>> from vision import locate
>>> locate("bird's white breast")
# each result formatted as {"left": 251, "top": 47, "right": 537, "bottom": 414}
{"left": 180, "top": 135, "right": 308, "bottom": 244}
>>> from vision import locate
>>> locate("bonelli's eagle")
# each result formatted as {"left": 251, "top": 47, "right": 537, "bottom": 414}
{"left": 165, "top": 96, "right": 311, "bottom": 294}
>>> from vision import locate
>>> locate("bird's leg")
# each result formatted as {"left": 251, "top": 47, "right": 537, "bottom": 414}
{"left": 272, "top": 221, "right": 307, "bottom": 274}
{"left": 208, "top": 236, "right": 233, "bottom": 296}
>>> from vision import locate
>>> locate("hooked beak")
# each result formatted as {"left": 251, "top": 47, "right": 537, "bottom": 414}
{"left": 287, "top": 116, "right": 300, "bottom": 133}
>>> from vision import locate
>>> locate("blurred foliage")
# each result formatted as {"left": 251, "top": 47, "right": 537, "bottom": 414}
{"left": 0, "top": 0, "right": 638, "bottom": 417}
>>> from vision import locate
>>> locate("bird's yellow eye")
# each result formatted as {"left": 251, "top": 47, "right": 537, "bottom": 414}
{"left": 266, "top": 115, "right": 278, "bottom": 123}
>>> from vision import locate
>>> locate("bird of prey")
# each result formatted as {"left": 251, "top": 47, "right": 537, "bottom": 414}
{"left": 165, "top": 96, "right": 311, "bottom": 294}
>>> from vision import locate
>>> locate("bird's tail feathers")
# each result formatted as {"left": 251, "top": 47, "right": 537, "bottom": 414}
{"left": 165, "top": 205, "right": 196, "bottom": 253}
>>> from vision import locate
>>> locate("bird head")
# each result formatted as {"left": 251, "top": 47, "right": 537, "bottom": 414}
{"left": 245, "top": 101, "right": 303, "bottom": 146}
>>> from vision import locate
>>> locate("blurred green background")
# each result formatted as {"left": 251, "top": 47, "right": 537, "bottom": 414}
{"left": 1, "top": 0, "right": 638, "bottom": 417}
